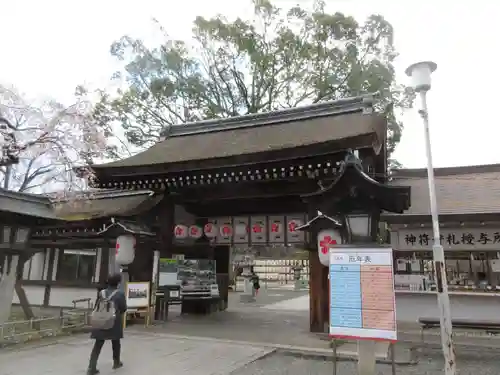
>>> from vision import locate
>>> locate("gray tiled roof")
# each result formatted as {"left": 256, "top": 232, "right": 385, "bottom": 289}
{"left": 93, "top": 95, "right": 385, "bottom": 170}
{"left": 384, "top": 164, "right": 500, "bottom": 218}
{"left": 0, "top": 188, "right": 160, "bottom": 221}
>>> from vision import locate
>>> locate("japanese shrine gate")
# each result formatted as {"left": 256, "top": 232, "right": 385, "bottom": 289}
{"left": 90, "top": 94, "right": 411, "bottom": 332}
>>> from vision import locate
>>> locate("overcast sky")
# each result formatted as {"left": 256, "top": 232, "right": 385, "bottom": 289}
{"left": 0, "top": 0, "right": 496, "bottom": 168}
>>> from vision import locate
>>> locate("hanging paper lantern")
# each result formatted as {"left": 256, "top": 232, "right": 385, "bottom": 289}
{"left": 174, "top": 224, "right": 188, "bottom": 239}
{"left": 220, "top": 224, "right": 233, "bottom": 237}
{"left": 317, "top": 229, "right": 342, "bottom": 266}
{"left": 115, "top": 235, "right": 136, "bottom": 265}
{"left": 189, "top": 225, "right": 203, "bottom": 239}
{"left": 234, "top": 223, "right": 248, "bottom": 236}
{"left": 203, "top": 223, "right": 218, "bottom": 238}
{"left": 270, "top": 222, "right": 282, "bottom": 234}
{"left": 287, "top": 219, "right": 303, "bottom": 233}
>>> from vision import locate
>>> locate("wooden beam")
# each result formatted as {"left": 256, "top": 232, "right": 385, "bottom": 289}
{"left": 178, "top": 180, "right": 320, "bottom": 202}
{"left": 95, "top": 137, "right": 368, "bottom": 180}
{"left": 183, "top": 197, "right": 307, "bottom": 217}
{"left": 99, "top": 247, "right": 110, "bottom": 282}
{"left": 43, "top": 249, "right": 56, "bottom": 307}
{"left": 159, "top": 196, "right": 175, "bottom": 258}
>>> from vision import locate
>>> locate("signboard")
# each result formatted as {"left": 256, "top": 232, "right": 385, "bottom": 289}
{"left": 394, "top": 228, "right": 500, "bottom": 251}
{"left": 329, "top": 246, "right": 397, "bottom": 341}
{"left": 125, "top": 281, "right": 150, "bottom": 309}
{"left": 158, "top": 258, "right": 179, "bottom": 287}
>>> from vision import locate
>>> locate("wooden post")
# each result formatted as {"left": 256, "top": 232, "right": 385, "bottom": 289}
{"left": 159, "top": 196, "right": 175, "bottom": 258}
{"left": 309, "top": 249, "right": 329, "bottom": 332}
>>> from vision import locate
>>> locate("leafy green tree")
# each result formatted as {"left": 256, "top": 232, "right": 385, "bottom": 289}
{"left": 93, "top": 0, "right": 412, "bottom": 163}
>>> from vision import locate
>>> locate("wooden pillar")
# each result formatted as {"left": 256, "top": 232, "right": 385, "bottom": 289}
{"left": 159, "top": 195, "right": 175, "bottom": 258}
{"left": 214, "top": 245, "right": 230, "bottom": 311}
{"left": 309, "top": 250, "right": 329, "bottom": 332}
{"left": 99, "top": 247, "right": 110, "bottom": 284}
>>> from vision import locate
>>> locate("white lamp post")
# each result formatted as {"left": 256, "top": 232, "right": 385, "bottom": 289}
{"left": 405, "top": 61, "right": 456, "bottom": 375}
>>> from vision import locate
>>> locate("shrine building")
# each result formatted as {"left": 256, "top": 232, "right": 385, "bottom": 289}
{"left": 385, "top": 163, "right": 500, "bottom": 293}
{"left": 4, "top": 94, "right": 411, "bottom": 333}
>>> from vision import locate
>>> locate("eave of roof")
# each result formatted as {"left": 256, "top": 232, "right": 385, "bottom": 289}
{"left": 0, "top": 189, "right": 162, "bottom": 222}
{"left": 302, "top": 153, "right": 411, "bottom": 214}
{"left": 0, "top": 188, "right": 56, "bottom": 219}
{"left": 92, "top": 94, "right": 384, "bottom": 172}
{"left": 52, "top": 190, "right": 161, "bottom": 221}
{"left": 384, "top": 163, "right": 500, "bottom": 219}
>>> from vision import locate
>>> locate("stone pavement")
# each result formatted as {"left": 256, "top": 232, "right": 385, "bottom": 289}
{"left": 0, "top": 331, "right": 273, "bottom": 375}
{"left": 236, "top": 349, "right": 500, "bottom": 375}
{"left": 4, "top": 288, "right": 500, "bottom": 375}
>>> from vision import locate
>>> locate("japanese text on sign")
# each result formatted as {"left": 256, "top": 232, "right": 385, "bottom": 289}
{"left": 401, "top": 229, "right": 500, "bottom": 248}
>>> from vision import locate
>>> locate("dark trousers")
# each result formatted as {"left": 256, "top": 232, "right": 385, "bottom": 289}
{"left": 88, "top": 339, "right": 121, "bottom": 369}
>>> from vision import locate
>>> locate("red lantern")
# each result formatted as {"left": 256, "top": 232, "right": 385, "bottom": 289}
{"left": 189, "top": 225, "right": 203, "bottom": 239}
{"left": 204, "top": 223, "right": 218, "bottom": 238}
{"left": 174, "top": 224, "right": 188, "bottom": 239}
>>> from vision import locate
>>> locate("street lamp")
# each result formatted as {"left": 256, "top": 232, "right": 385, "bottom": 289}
{"left": 406, "top": 61, "right": 456, "bottom": 375}
{"left": 344, "top": 213, "right": 372, "bottom": 243}
{"left": 344, "top": 212, "right": 377, "bottom": 375}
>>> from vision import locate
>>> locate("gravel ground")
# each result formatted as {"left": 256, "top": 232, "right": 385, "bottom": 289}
{"left": 234, "top": 349, "right": 500, "bottom": 375}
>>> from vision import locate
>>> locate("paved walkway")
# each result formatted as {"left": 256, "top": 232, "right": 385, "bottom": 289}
{"left": 0, "top": 332, "right": 273, "bottom": 375}
{"left": 260, "top": 291, "right": 500, "bottom": 322}
{"left": 4, "top": 288, "right": 500, "bottom": 374}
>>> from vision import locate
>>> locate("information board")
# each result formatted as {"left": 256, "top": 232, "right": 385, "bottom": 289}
{"left": 329, "top": 246, "right": 397, "bottom": 341}
{"left": 125, "top": 281, "right": 150, "bottom": 309}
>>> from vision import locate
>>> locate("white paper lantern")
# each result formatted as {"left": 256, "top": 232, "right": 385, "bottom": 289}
{"left": 287, "top": 219, "right": 303, "bottom": 233}
{"left": 270, "top": 222, "right": 282, "bottom": 234}
{"left": 203, "top": 223, "right": 218, "bottom": 238}
{"left": 234, "top": 223, "right": 248, "bottom": 236}
{"left": 219, "top": 223, "right": 233, "bottom": 237}
{"left": 115, "top": 235, "right": 136, "bottom": 265}
{"left": 174, "top": 224, "right": 188, "bottom": 239}
{"left": 188, "top": 225, "right": 203, "bottom": 239}
{"left": 317, "top": 229, "right": 342, "bottom": 266}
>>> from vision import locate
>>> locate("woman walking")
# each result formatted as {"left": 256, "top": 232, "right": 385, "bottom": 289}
{"left": 87, "top": 274, "right": 127, "bottom": 375}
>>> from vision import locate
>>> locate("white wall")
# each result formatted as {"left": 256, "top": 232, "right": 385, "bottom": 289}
{"left": 11, "top": 285, "right": 45, "bottom": 305}
{"left": 49, "top": 286, "right": 97, "bottom": 308}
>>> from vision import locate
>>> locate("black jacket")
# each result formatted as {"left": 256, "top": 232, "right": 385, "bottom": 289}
{"left": 90, "top": 287, "right": 127, "bottom": 341}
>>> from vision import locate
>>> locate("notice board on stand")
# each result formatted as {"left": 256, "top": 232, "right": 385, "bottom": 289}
{"left": 329, "top": 245, "right": 397, "bottom": 341}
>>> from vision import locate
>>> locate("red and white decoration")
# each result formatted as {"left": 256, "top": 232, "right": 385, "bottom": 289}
{"left": 270, "top": 222, "right": 282, "bottom": 233}
{"left": 317, "top": 229, "right": 342, "bottom": 266}
{"left": 203, "top": 222, "right": 218, "bottom": 238}
{"left": 173, "top": 214, "right": 306, "bottom": 244}
{"left": 219, "top": 223, "right": 233, "bottom": 237}
{"left": 174, "top": 224, "right": 188, "bottom": 239}
{"left": 115, "top": 235, "right": 136, "bottom": 265}
{"left": 234, "top": 223, "right": 248, "bottom": 236}
{"left": 287, "top": 219, "right": 302, "bottom": 233}
{"left": 188, "top": 225, "right": 203, "bottom": 239}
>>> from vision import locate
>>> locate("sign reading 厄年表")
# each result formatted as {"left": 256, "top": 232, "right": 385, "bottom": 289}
{"left": 329, "top": 246, "right": 397, "bottom": 341}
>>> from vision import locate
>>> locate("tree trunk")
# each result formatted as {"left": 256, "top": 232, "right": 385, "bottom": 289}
{"left": 0, "top": 255, "right": 19, "bottom": 325}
